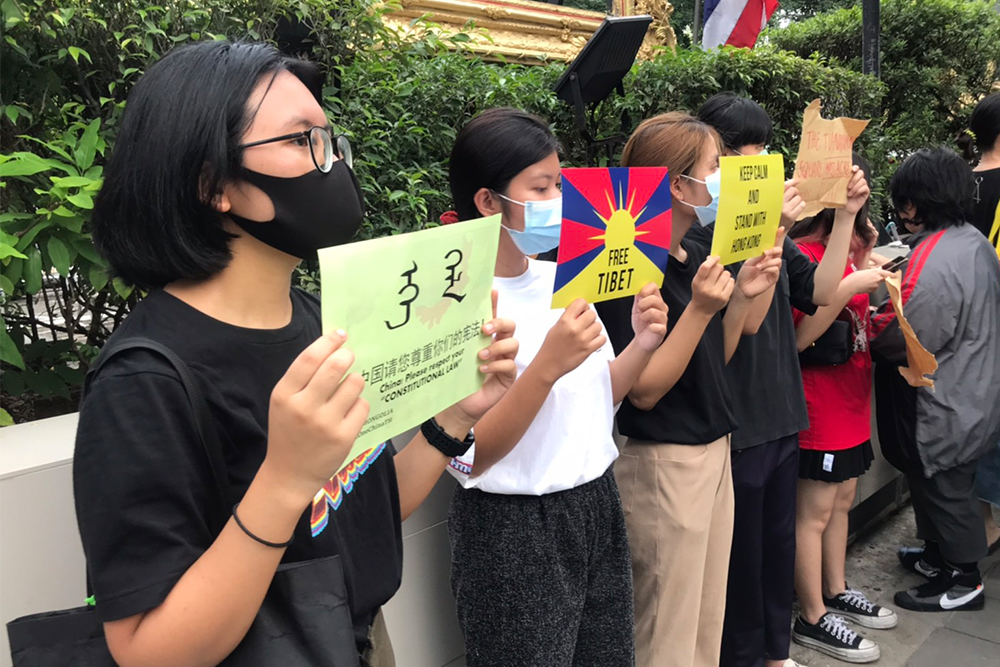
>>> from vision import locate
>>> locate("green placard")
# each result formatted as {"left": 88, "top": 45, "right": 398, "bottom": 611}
{"left": 318, "top": 215, "right": 501, "bottom": 471}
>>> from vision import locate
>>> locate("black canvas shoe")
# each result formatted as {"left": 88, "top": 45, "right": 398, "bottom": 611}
{"left": 898, "top": 546, "right": 942, "bottom": 579}
{"left": 894, "top": 569, "right": 985, "bottom": 612}
{"left": 792, "top": 613, "right": 880, "bottom": 663}
{"left": 825, "top": 587, "right": 899, "bottom": 629}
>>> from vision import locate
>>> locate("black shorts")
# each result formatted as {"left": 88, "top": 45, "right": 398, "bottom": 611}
{"left": 799, "top": 440, "right": 874, "bottom": 483}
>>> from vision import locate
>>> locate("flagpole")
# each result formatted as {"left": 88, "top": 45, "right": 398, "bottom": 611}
{"left": 693, "top": 0, "right": 702, "bottom": 46}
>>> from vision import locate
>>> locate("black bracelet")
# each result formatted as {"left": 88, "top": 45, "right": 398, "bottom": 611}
{"left": 420, "top": 416, "right": 475, "bottom": 458}
{"left": 232, "top": 502, "right": 294, "bottom": 548}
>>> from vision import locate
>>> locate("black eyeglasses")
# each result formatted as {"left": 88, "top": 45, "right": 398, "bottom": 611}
{"left": 239, "top": 126, "right": 352, "bottom": 173}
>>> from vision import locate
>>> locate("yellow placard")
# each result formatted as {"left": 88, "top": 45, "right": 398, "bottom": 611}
{"left": 710, "top": 153, "right": 785, "bottom": 265}
{"left": 792, "top": 99, "right": 870, "bottom": 220}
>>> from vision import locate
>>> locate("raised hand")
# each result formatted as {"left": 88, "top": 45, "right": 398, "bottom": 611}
{"left": 451, "top": 289, "right": 519, "bottom": 422}
{"left": 533, "top": 297, "right": 606, "bottom": 383}
{"left": 631, "top": 282, "right": 669, "bottom": 351}
{"left": 691, "top": 256, "right": 735, "bottom": 315}
{"left": 843, "top": 166, "right": 871, "bottom": 215}
{"left": 737, "top": 227, "right": 785, "bottom": 299}
{"left": 781, "top": 179, "right": 806, "bottom": 227}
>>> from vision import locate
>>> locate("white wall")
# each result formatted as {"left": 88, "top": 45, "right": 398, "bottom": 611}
{"left": 0, "top": 417, "right": 466, "bottom": 667}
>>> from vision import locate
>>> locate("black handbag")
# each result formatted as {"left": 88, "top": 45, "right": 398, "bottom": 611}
{"left": 6, "top": 338, "right": 361, "bottom": 667}
{"left": 798, "top": 317, "right": 855, "bottom": 366}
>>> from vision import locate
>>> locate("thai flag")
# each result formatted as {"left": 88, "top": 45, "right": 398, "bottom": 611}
{"left": 702, "top": 0, "right": 779, "bottom": 49}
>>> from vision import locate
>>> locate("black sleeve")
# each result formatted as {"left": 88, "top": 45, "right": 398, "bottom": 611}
{"left": 594, "top": 297, "right": 634, "bottom": 356}
{"left": 73, "top": 351, "right": 218, "bottom": 622}
{"left": 784, "top": 236, "right": 819, "bottom": 315}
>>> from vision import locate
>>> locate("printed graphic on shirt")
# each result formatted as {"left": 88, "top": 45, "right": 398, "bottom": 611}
{"left": 449, "top": 455, "right": 473, "bottom": 477}
{"left": 849, "top": 306, "right": 868, "bottom": 353}
{"left": 310, "top": 442, "right": 388, "bottom": 537}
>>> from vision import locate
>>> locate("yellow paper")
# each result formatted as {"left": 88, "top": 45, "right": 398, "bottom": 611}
{"left": 884, "top": 271, "right": 938, "bottom": 388}
{"left": 792, "top": 99, "right": 870, "bottom": 220}
{"left": 711, "top": 153, "right": 785, "bottom": 265}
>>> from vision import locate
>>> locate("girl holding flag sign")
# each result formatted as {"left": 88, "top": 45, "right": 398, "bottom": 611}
{"left": 443, "top": 107, "right": 669, "bottom": 667}
{"left": 596, "top": 111, "right": 783, "bottom": 667}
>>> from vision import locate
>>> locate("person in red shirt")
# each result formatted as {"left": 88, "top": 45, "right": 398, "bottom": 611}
{"left": 787, "top": 156, "right": 896, "bottom": 664}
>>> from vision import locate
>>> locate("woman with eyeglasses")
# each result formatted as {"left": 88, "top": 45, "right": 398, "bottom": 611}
{"left": 74, "top": 40, "right": 518, "bottom": 667}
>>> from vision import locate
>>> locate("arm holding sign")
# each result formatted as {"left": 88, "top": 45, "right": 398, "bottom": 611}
{"left": 795, "top": 268, "right": 890, "bottom": 352}
{"left": 394, "top": 291, "right": 518, "bottom": 519}
{"left": 608, "top": 283, "right": 669, "bottom": 404}
{"left": 809, "top": 167, "right": 870, "bottom": 306}
{"left": 470, "top": 297, "right": 605, "bottom": 476}
{"left": 103, "top": 332, "right": 370, "bottom": 667}
{"left": 734, "top": 228, "right": 787, "bottom": 338}
{"left": 629, "top": 258, "right": 732, "bottom": 410}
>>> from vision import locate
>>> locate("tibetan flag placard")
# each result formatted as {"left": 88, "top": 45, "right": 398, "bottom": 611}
{"left": 552, "top": 167, "right": 672, "bottom": 308}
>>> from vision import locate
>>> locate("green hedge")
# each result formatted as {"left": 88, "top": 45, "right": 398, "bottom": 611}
{"left": 0, "top": 0, "right": 962, "bottom": 423}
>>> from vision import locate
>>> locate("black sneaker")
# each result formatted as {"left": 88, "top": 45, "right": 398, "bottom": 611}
{"left": 825, "top": 587, "right": 899, "bottom": 629}
{"left": 894, "top": 568, "right": 986, "bottom": 612}
{"left": 898, "top": 546, "right": 942, "bottom": 579}
{"left": 792, "top": 613, "right": 880, "bottom": 663}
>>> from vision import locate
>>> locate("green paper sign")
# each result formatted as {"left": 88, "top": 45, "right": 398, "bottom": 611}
{"left": 318, "top": 215, "right": 501, "bottom": 471}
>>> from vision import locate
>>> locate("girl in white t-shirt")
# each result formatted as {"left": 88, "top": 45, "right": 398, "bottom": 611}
{"left": 440, "top": 107, "right": 668, "bottom": 666}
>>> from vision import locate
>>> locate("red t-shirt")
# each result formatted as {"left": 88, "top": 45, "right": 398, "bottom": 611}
{"left": 792, "top": 241, "right": 872, "bottom": 451}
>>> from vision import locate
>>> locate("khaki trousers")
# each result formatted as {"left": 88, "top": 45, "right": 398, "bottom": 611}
{"left": 614, "top": 435, "right": 735, "bottom": 667}
{"left": 360, "top": 608, "right": 396, "bottom": 667}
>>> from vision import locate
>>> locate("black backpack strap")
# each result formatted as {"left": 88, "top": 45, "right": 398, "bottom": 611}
{"left": 85, "top": 337, "right": 234, "bottom": 509}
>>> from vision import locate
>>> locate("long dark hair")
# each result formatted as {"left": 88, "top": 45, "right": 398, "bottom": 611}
{"left": 789, "top": 152, "right": 875, "bottom": 257}
{"left": 92, "top": 40, "right": 322, "bottom": 289}
{"left": 448, "top": 108, "right": 561, "bottom": 221}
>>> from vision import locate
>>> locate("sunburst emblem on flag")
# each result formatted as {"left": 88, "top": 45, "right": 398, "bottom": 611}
{"left": 552, "top": 167, "right": 672, "bottom": 308}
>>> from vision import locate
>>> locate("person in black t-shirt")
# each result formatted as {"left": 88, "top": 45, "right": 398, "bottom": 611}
{"left": 75, "top": 41, "right": 518, "bottom": 667}
{"left": 690, "top": 93, "right": 867, "bottom": 667}
{"left": 595, "top": 111, "right": 782, "bottom": 667}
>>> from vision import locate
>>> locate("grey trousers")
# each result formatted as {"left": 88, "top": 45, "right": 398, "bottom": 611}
{"left": 909, "top": 458, "right": 988, "bottom": 565}
{"left": 448, "top": 468, "right": 634, "bottom": 667}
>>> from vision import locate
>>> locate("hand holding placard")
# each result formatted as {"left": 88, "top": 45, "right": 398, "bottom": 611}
{"left": 318, "top": 215, "right": 501, "bottom": 472}
{"left": 792, "top": 99, "right": 870, "bottom": 220}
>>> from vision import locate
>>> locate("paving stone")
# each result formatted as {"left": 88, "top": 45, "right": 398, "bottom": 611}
{"left": 906, "top": 628, "right": 998, "bottom": 667}
{"left": 983, "top": 559, "right": 1000, "bottom": 601}
{"left": 944, "top": 602, "right": 1000, "bottom": 644}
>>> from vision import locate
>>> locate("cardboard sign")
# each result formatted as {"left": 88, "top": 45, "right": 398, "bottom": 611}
{"left": 318, "top": 215, "right": 501, "bottom": 471}
{"left": 884, "top": 271, "right": 938, "bottom": 389}
{"left": 792, "top": 99, "right": 869, "bottom": 220}
{"left": 552, "top": 167, "right": 672, "bottom": 308}
{"left": 711, "top": 153, "right": 785, "bottom": 265}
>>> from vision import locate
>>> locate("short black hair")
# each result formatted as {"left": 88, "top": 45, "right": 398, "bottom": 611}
{"left": 92, "top": 40, "right": 323, "bottom": 289}
{"left": 448, "top": 108, "right": 561, "bottom": 221}
{"left": 957, "top": 92, "right": 1000, "bottom": 161}
{"left": 890, "top": 146, "right": 973, "bottom": 230}
{"left": 697, "top": 92, "right": 773, "bottom": 151}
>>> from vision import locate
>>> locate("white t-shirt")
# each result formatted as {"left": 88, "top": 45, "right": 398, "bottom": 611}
{"left": 447, "top": 259, "right": 619, "bottom": 495}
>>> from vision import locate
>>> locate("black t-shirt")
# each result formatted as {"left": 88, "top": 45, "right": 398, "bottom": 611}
{"left": 596, "top": 237, "right": 737, "bottom": 444}
{"left": 686, "top": 224, "right": 817, "bottom": 449}
{"left": 972, "top": 167, "right": 1000, "bottom": 237}
{"left": 73, "top": 289, "right": 402, "bottom": 646}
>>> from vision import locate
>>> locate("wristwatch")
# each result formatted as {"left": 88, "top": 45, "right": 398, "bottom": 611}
{"left": 420, "top": 416, "right": 474, "bottom": 458}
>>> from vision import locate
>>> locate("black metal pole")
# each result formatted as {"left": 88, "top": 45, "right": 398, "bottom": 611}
{"left": 862, "top": 0, "right": 880, "bottom": 77}
{"left": 693, "top": 0, "right": 702, "bottom": 46}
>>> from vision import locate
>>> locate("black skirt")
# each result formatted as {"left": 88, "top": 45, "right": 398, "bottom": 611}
{"left": 799, "top": 440, "right": 874, "bottom": 483}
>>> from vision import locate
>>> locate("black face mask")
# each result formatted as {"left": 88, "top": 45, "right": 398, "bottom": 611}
{"left": 228, "top": 159, "right": 366, "bottom": 260}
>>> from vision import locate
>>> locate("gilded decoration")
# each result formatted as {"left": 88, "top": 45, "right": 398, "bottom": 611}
{"left": 380, "top": 0, "right": 675, "bottom": 65}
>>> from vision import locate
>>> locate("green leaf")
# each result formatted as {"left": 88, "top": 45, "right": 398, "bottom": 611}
{"left": 50, "top": 175, "right": 94, "bottom": 188}
{"left": 0, "top": 274, "right": 13, "bottom": 293}
{"left": 112, "top": 277, "right": 133, "bottom": 300}
{"left": 67, "top": 192, "right": 94, "bottom": 209}
{"left": 47, "top": 236, "right": 71, "bottom": 275}
{"left": 0, "top": 243, "right": 27, "bottom": 260}
{"left": 16, "top": 220, "right": 52, "bottom": 252}
{"left": 24, "top": 248, "right": 41, "bottom": 294}
{"left": 0, "top": 408, "right": 13, "bottom": 427}
{"left": 74, "top": 238, "right": 103, "bottom": 264}
{"left": 0, "top": 152, "right": 54, "bottom": 177}
{"left": 0, "top": 326, "right": 25, "bottom": 370}
{"left": 67, "top": 46, "right": 91, "bottom": 63}
{"left": 74, "top": 118, "right": 100, "bottom": 172}
{"left": 88, "top": 264, "right": 108, "bottom": 292}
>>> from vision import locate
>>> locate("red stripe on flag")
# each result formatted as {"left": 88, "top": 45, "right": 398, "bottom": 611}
{"left": 727, "top": 0, "right": 766, "bottom": 48}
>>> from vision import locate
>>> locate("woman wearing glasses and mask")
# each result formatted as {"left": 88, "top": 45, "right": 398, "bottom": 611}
{"left": 74, "top": 40, "right": 518, "bottom": 667}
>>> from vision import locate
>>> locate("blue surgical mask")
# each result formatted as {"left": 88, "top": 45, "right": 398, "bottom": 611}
{"left": 496, "top": 194, "right": 562, "bottom": 255}
{"left": 679, "top": 171, "right": 721, "bottom": 226}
